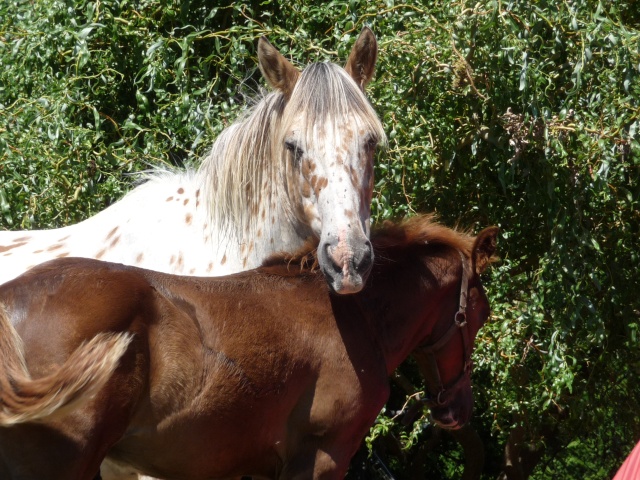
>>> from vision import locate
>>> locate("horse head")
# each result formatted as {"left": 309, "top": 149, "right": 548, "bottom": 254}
{"left": 413, "top": 226, "right": 498, "bottom": 429}
{"left": 257, "top": 27, "right": 385, "bottom": 294}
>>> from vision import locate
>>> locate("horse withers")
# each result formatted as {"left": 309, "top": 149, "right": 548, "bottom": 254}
{"left": 0, "top": 216, "right": 498, "bottom": 479}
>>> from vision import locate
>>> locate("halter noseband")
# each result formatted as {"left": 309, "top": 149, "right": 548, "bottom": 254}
{"left": 415, "top": 251, "right": 473, "bottom": 408}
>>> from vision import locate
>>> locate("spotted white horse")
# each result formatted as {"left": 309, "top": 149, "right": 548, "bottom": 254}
{"left": 2, "top": 28, "right": 384, "bottom": 480}
{"left": 0, "top": 27, "right": 385, "bottom": 295}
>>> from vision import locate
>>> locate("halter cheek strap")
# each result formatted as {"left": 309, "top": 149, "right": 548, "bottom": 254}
{"left": 415, "top": 251, "right": 472, "bottom": 408}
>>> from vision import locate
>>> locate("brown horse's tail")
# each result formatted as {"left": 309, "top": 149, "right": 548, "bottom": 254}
{"left": 0, "top": 305, "right": 132, "bottom": 426}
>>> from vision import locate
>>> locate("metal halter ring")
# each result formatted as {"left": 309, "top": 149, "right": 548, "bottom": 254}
{"left": 454, "top": 310, "right": 467, "bottom": 327}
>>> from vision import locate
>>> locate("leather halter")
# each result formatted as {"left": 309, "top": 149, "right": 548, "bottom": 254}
{"left": 415, "top": 251, "right": 473, "bottom": 408}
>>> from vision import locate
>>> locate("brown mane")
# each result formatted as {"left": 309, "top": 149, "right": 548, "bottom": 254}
{"left": 261, "top": 214, "right": 475, "bottom": 271}
{"left": 370, "top": 214, "right": 475, "bottom": 257}
{"left": 260, "top": 239, "right": 320, "bottom": 271}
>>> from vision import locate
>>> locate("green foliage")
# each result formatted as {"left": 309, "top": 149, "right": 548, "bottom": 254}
{"left": 1, "top": 0, "right": 638, "bottom": 478}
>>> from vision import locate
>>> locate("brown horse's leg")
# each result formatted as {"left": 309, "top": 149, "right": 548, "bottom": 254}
{"left": 0, "top": 381, "right": 138, "bottom": 480}
{"left": 0, "top": 422, "right": 104, "bottom": 479}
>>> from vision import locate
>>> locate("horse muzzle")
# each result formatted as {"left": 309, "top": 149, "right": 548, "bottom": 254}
{"left": 319, "top": 234, "right": 373, "bottom": 295}
{"left": 426, "top": 381, "right": 474, "bottom": 430}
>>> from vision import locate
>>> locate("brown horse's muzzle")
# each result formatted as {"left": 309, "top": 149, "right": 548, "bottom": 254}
{"left": 426, "top": 376, "right": 474, "bottom": 430}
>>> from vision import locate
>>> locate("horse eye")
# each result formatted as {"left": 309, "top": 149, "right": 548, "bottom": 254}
{"left": 365, "top": 136, "right": 378, "bottom": 151}
{"left": 285, "top": 141, "right": 303, "bottom": 164}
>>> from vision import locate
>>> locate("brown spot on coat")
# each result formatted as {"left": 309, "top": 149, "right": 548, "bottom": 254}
{"left": 47, "top": 243, "right": 64, "bottom": 252}
{"left": 343, "top": 126, "right": 354, "bottom": 143}
{"left": 0, "top": 242, "right": 27, "bottom": 253}
{"left": 12, "top": 236, "right": 31, "bottom": 242}
{"left": 177, "top": 187, "right": 185, "bottom": 194}
{"left": 166, "top": 196, "right": 174, "bottom": 202}
{"left": 207, "top": 262, "right": 214, "bottom": 273}
{"left": 185, "top": 213, "right": 193, "bottom": 225}
{"left": 56, "top": 252, "right": 70, "bottom": 258}
{"left": 316, "top": 177, "right": 328, "bottom": 195}
{"left": 96, "top": 248, "right": 107, "bottom": 259}
{"left": 301, "top": 159, "right": 313, "bottom": 178}
{"left": 184, "top": 199, "right": 189, "bottom": 206}
{"left": 136, "top": 253, "right": 144, "bottom": 264}
{"left": 310, "top": 175, "right": 328, "bottom": 197}
{"left": 221, "top": 254, "right": 227, "bottom": 265}
{"left": 304, "top": 204, "right": 317, "bottom": 223}
{"left": 110, "top": 235, "right": 120, "bottom": 248}
{"left": 170, "top": 255, "right": 176, "bottom": 265}
{"left": 105, "top": 226, "right": 119, "bottom": 240}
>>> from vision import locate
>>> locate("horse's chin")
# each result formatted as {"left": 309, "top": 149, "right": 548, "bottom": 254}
{"left": 428, "top": 394, "right": 474, "bottom": 431}
{"left": 322, "top": 267, "right": 370, "bottom": 295}
{"left": 429, "top": 416, "right": 465, "bottom": 431}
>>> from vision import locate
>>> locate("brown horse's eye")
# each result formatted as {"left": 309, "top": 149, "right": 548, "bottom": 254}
{"left": 365, "top": 136, "right": 378, "bottom": 152}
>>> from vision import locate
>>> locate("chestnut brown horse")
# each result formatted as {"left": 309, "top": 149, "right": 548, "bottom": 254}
{"left": 0, "top": 215, "right": 498, "bottom": 480}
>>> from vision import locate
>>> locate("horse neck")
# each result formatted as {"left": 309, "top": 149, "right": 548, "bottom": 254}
{"left": 196, "top": 94, "right": 314, "bottom": 269}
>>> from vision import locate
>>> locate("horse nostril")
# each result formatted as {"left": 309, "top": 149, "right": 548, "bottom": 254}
{"left": 324, "top": 242, "right": 342, "bottom": 274}
{"left": 355, "top": 240, "right": 373, "bottom": 273}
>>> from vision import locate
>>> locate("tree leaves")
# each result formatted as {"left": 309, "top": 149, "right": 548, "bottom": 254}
{"left": 1, "top": 0, "right": 638, "bottom": 478}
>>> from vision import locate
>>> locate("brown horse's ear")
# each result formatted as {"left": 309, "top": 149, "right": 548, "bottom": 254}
{"left": 344, "top": 26, "right": 378, "bottom": 90}
{"left": 257, "top": 37, "right": 300, "bottom": 99}
{"left": 472, "top": 226, "right": 499, "bottom": 275}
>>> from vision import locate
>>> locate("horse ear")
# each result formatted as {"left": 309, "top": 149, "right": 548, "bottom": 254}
{"left": 345, "top": 26, "right": 378, "bottom": 90}
{"left": 257, "top": 37, "right": 300, "bottom": 99}
{"left": 472, "top": 226, "right": 499, "bottom": 275}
